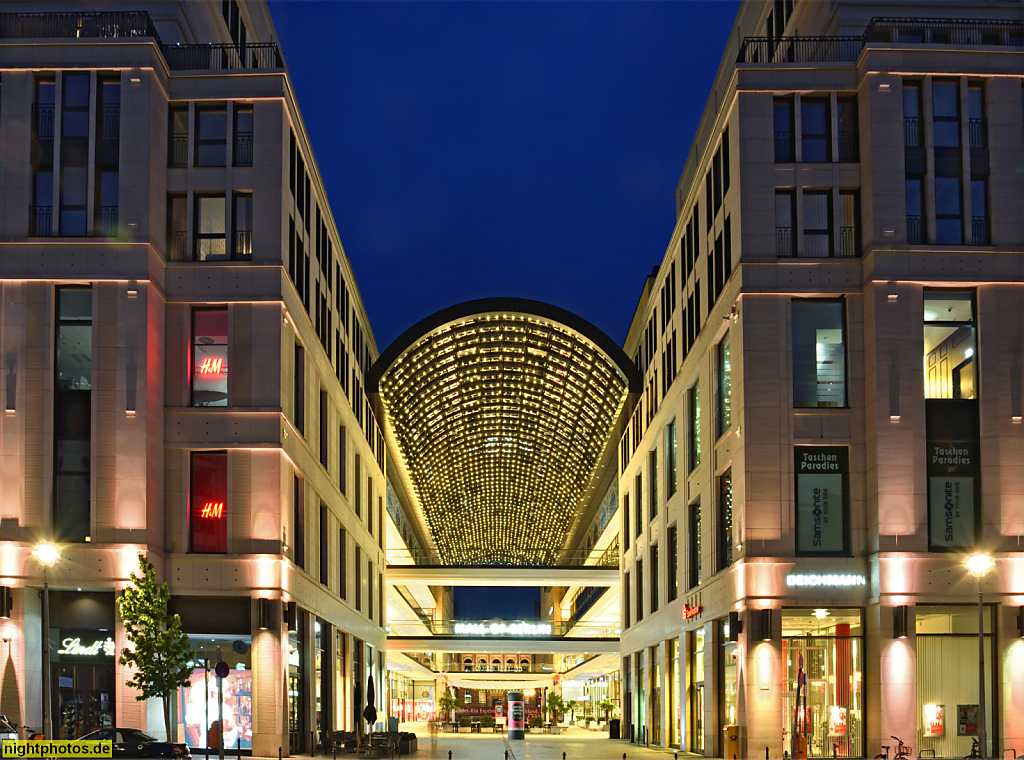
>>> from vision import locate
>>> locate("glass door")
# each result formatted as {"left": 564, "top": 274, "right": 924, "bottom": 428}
{"left": 55, "top": 664, "right": 114, "bottom": 739}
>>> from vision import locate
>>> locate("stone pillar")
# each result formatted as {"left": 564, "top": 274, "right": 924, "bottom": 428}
{"left": 252, "top": 598, "right": 285, "bottom": 757}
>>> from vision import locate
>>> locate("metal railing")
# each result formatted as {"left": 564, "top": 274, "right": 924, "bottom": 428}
{"left": 0, "top": 11, "right": 158, "bottom": 41}
{"left": 968, "top": 118, "right": 986, "bottom": 149}
{"left": 738, "top": 35, "right": 864, "bottom": 63}
{"left": 907, "top": 215, "right": 923, "bottom": 244}
{"left": 776, "top": 227, "right": 794, "bottom": 257}
{"left": 167, "top": 231, "right": 187, "bottom": 261}
{"left": 837, "top": 130, "right": 858, "bottom": 162}
{"left": 234, "top": 132, "right": 253, "bottom": 166}
{"left": 865, "top": 17, "right": 1024, "bottom": 48}
{"left": 168, "top": 135, "right": 188, "bottom": 167}
{"left": 161, "top": 42, "right": 283, "bottom": 71}
{"left": 234, "top": 230, "right": 252, "bottom": 260}
{"left": 387, "top": 547, "right": 618, "bottom": 568}
{"left": 972, "top": 216, "right": 990, "bottom": 246}
{"left": 97, "top": 206, "right": 118, "bottom": 237}
{"left": 774, "top": 131, "right": 794, "bottom": 162}
{"left": 564, "top": 586, "right": 608, "bottom": 630}
{"left": 99, "top": 106, "right": 119, "bottom": 141}
{"left": 904, "top": 117, "right": 922, "bottom": 147}
{"left": 839, "top": 226, "right": 858, "bottom": 257}
{"left": 33, "top": 104, "right": 54, "bottom": 141}
{"left": 29, "top": 206, "right": 52, "bottom": 237}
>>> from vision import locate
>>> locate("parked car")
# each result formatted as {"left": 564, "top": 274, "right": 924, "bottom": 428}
{"left": 0, "top": 715, "right": 17, "bottom": 741}
{"left": 78, "top": 729, "right": 191, "bottom": 759}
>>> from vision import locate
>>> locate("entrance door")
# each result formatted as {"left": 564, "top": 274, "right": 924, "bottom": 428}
{"left": 288, "top": 674, "right": 301, "bottom": 753}
{"left": 650, "top": 688, "right": 661, "bottom": 745}
{"left": 692, "top": 683, "right": 704, "bottom": 753}
{"left": 55, "top": 664, "right": 114, "bottom": 739}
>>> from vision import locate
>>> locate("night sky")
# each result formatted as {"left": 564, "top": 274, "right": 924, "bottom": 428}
{"left": 269, "top": 0, "right": 740, "bottom": 618}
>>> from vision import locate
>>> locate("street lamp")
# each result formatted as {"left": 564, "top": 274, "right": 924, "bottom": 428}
{"left": 32, "top": 543, "right": 60, "bottom": 739}
{"left": 965, "top": 553, "right": 994, "bottom": 760}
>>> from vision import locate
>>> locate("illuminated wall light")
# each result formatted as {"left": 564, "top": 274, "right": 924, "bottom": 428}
{"left": 893, "top": 605, "right": 909, "bottom": 639}
{"left": 257, "top": 597, "right": 271, "bottom": 630}
{"left": 0, "top": 587, "right": 11, "bottom": 619}
{"left": 1017, "top": 606, "right": 1024, "bottom": 638}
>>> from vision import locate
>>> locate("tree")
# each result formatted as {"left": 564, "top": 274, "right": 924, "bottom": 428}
{"left": 437, "top": 687, "right": 461, "bottom": 723}
{"left": 547, "top": 693, "right": 565, "bottom": 724}
{"left": 565, "top": 699, "right": 578, "bottom": 723}
{"left": 598, "top": 699, "right": 615, "bottom": 724}
{"left": 115, "top": 554, "right": 195, "bottom": 741}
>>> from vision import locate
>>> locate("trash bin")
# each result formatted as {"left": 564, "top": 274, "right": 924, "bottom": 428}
{"left": 723, "top": 724, "right": 740, "bottom": 760}
{"left": 609, "top": 718, "right": 620, "bottom": 739}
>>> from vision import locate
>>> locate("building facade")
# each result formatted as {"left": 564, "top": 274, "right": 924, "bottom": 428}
{"left": 619, "top": 0, "right": 1024, "bottom": 756}
{"left": 0, "top": 2, "right": 387, "bottom": 754}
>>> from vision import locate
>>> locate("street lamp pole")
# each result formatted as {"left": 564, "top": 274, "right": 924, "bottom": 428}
{"left": 966, "top": 553, "right": 994, "bottom": 760}
{"left": 31, "top": 543, "right": 61, "bottom": 740}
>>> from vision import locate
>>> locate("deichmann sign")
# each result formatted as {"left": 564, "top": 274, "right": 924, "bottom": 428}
{"left": 926, "top": 401, "right": 979, "bottom": 549}
{"left": 453, "top": 622, "right": 552, "bottom": 636}
{"left": 795, "top": 447, "right": 848, "bottom": 554}
{"left": 785, "top": 573, "right": 866, "bottom": 587}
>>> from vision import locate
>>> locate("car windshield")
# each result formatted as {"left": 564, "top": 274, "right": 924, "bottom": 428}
{"left": 120, "top": 730, "right": 158, "bottom": 743}
{"left": 0, "top": 717, "right": 15, "bottom": 734}
{"left": 79, "top": 730, "right": 114, "bottom": 741}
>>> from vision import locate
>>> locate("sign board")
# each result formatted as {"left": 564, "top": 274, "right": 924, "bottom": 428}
{"left": 923, "top": 704, "right": 944, "bottom": 736}
{"left": 215, "top": 660, "right": 230, "bottom": 679}
{"left": 828, "top": 706, "right": 848, "bottom": 736}
{"left": 957, "top": 704, "right": 979, "bottom": 736}
{"left": 795, "top": 447, "right": 848, "bottom": 554}
{"left": 926, "top": 401, "right": 979, "bottom": 549}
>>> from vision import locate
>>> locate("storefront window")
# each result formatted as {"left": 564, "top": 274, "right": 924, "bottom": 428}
{"left": 636, "top": 650, "right": 646, "bottom": 744}
{"left": 53, "top": 628, "right": 116, "bottom": 738}
{"left": 916, "top": 606, "right": 994, "bottom": 758}
{"left": 315, "top": 622, "right": 323, "bottom": 743}
{"left": 190, "top": 452, "right": 227, "bottom": 553}
{"left": 792, "top": 300, "right": 846, "bottom": 408}
{"left": 720, "top": 618, "right": 737, "bottom": 731}
{"left": 668, "top": 638, "right": 679, "bottom": 748}
{"left": 649, "top": 645, "right": 662, "bottom": 745}
{"left": 782, "top": 608, "right": 863, "bottom": 759}
{"left": 924, "top": 293, "right": 975, "bottom": 400}
{"left": 192, "top": 309, "right": 228, "bottom": 406}
{"left": 334, "top": 630, "right": 346, "bottom": 731}
{"left": 179, "top": 635, "right": 252, "bottom": 749}
{"left": 688, "top": 628, "right": 705, "bottom": 753}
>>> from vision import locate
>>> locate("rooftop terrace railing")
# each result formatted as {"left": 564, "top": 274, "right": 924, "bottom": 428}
{"left": 739, "top": 16, "right": 1024, "bottom": 64}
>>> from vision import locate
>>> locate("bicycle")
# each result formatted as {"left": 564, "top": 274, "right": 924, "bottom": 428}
{"left": 964, "top": 738, "right": 980, "bottom": 759}
{"left": 877, "top": 736, "right": 912, "bottom": 760}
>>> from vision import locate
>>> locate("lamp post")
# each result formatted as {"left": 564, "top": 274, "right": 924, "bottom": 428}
{"left": 965, "top": 553, "right": 994, "bottom": 760}
{"left": 32, "top": 543, "right": 60, "bottom": 740}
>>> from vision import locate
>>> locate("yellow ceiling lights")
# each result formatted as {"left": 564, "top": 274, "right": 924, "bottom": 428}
{"left": 368, "top": 299, "right": 640, "bottom": 566}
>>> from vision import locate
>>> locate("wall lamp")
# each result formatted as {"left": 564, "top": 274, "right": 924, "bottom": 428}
{"left": 1017, "top": 606, "right": 1024, "bottom": 638}
{"left": 285, "top": 600, "right": 298, "bottom": 632}
{"left": 728, "top": 610, "right": 742, "bottom": 642}
{"left": 257, "top": 598, "right": 271, "bottom": 630}
{"left": 757, "top": 608, "right": 772, "bottom": 642}
{"left": 0, "top": 587, "right": 11, "bottom": 618}
{"left": 893, "top": 605, "right": 910, "bottom": 639}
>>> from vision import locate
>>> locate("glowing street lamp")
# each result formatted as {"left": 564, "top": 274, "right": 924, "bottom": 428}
{"left": 32, "top": 543, "right": 60, "bottom": 739}
{"left": 965, "top": 553, "right": 994, "bottom": 760}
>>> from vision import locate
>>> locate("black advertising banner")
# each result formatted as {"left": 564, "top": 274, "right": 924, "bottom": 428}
{"left": 926, "top": 400, "right": 980, "bottom": 549}
{"left": 795, "top": 447, "right": 848, "bottom": 554}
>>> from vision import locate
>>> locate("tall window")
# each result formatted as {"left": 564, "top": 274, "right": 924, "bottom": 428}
{"left": 54, "top": 287, "right": 92, "bottom": 543}
{"left": 967, "top": 85, "right": 986, "bottom": 149}
{"left": 774, "top": 97, "right": 794, "bottom": 162}
{"left": 688, "top": 383, "right": 701, "bottom": 472}
{"left": 354, "top": 455, "right": 362, "bottom": 517}
{"left": 635, "top": 559, "right": 644, "bottom": 623}
{"left": 836, "top": 97, "right": 858, "bottom": 162}
{"left": 667, "top": 524, "right": 678, "bottom": 602}
{"left": 634, "top": 474, "right": 643, "bottom": 538}
{"left": 167, "top": 195, "right": 187, "bottom": 260}
{"left": 716, "top": 334, "right": 731, "bottom": 437}
{"left": 803, "top": 191, "right": 832, "bottom": 257}
{"left": 191, "top": 309, "right": 228, "bottom": 407}
{"left": 234, "top": 105, "right": 253, "bottom": 166}
{"left": 792, "top": 300, "right": 847, "bottom": 408}
{"left": 666, "top": 421, "right": 677, "bottom": 497}
{"left": 293, "top": 344, "right": 305, "bottom": 434}
{"left": 932, "top": 81, "right": 960, "bottom": 148}
{"left": 934, "top": 177, "right": 963, "bottom": 245}
{"left": 339, "top": 527, "right": 347, "bottom": 599}
{"left": 339, "top": 427, "right": 347, "bottom": 495}
{"left": 622, "top": 494, "right": 631, "bottom": 551}
{"left": 293, "top": 475, "right": 305, "bottom": 568}
{"left": 648, "top": 450, "right": 659, "bottom": 521}
{"left": 924, "top": 292, "right": 976, "bottom": 400}
{"left": 233, "top": 193, "right": 252, "bottom": 260}
{"left": 95, "top": 170, "right": 118, "bottom": 238}
{"left": 775, "top": 190, "right": 796, "bottom": 257}
{"left": 319, "top": 391, "right": 329, "bottom": 469}
{"left": 839, "top": 190, "right": 860, "bottom": 257}
{"left": 355, "top": 546, "right": 362, "bottom": 611}
{"left": 319, "top": 503, "right": 329, "bottom": 585}
{"left": 59, "top": 72, "right": 89, "bottom": 236}
{"left": 169, "top": 106, "right": 188, "bottom": 167}
{"left": 623, "top": 572, "right": 631, "bottom": 629}
{"left": 195, "top": 196, "right": 227, "bottom": 260}
{"left": 650, "top": 544, "right": 659, "bottom": 615}
{"left": 906, "top": 177, "right": 925, "bottom": 244}
{"left": 801, "top": 99, "right": 830, "bottom": 162}
{"left": 971, "top": 178, "right": 989, "bottom": 246}
{"left": 903, "top": 82, "right": 922, "bottom": 147}
{"left": 195, "top": 107, "right": 227, "bottom": 166}
{"left": 688, "top": 501, "right": 701, "bottom": 589}
{"left": 191, "top": 452, "right": 227, "bottom": 553}
{"left": 717, "top": 469, "right": 734, "bottom": 571}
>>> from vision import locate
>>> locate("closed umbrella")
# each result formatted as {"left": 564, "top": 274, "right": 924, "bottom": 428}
{"left": 363, "top": 674, "right": 378, "bottom": 736}
{"left": 354, "top": 679, "right": 363, "bottom": 740}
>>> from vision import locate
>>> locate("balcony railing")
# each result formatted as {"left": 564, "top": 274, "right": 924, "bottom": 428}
{"left": 99, "top": 106, "right": 119, "bottom": 141}
{"left": 234, "top": 132, "right": 253, "bottom": 166}
{"left": 865, "top": 17, "right": 1024, "bottom": 48}
{"left": 839, "top": 226, "right": 858, "bottom": 257}
{"left": 968, "top": 118, "right": 986, "bottom": 149}
{"left": 168, "top": 135, "right": 188, "bottom": 168}
{"left": 907, "top": 215, "right": 923, "bottom": 244}
{"left": 972, "top": 216, "right": 990, "bottom": 246}
{"left": 33, "top": 104, "right": 54, "bottom": 141}
{"left": 904, "top": 117, "right": 922, "bottom": 148}
{"left": 97, "top": 207, "right": 118, "bottom": 237}
{"left": 0, "top": 11, "right": 158, "bottom": 40}
{"left": 837, "top": 130, "right": 858, "bottom": 162}
{"left": 161, "top": 42, "right": 283, "bottom": 72}
{"left": 738, "top": 35, "right": 864, "bottom": 63}
{"left": 774, "top": 131, "right": 794, "bottom": 162}
{"left": 776, "top": 227, "right": 794, "bottom": 257}
{"left": 29, "top": 206, "right": 52, "bottom": 237}
{"left": 167, "top": 231, "right": 187, "bottom": 261}
{"left": 234, "top": 230, "right": 252, "bottom": 260}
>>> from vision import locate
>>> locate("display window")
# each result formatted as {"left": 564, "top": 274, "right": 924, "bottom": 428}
{"left": 191, "top": 452, "right": 227, "bottom": 553}
{"left": 179, "top": 635, "right": 252, "bottom": 750}
{"left": 782, "top": 608, "right": 863, "bottom": 758}
{"left": 687, "top": 627, "right": 705, "bottom": 753}
{"left": 192, "top": 309, "right": 228, "bottom": 406}
{"left": 719, "top": 618, "right": 737, "bottom": 732}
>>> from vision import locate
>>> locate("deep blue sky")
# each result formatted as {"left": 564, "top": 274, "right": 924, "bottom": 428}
{"left": 269, "top": 0, "right": 741, "bottom": 352}
{"left": 270, "top": 0, "right": 739, "bottom": 618}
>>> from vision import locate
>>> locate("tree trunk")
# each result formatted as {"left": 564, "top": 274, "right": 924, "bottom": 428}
{"left": 163, "top": 696, "right": 173, "bottom": 742}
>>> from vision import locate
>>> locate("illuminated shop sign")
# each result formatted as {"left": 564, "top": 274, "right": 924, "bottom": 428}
{"left": 795, "top": 447, "right": 849, "bottom": 554}
{"left": 191, "top": 452, "right": 227, "bottom": 553}
{"left": 57, "top": 635, "right": 116, "bottom": 657}
{"left": 785, "top": 573, "right": 866, "bottom": 587}
{"left": 926, "top": 402, "right": 979, "bottom": 549}
{"left": 453, "top": 622, "right": 552, "bottom": 636}
{"left": 682, "top": 604, "right": 702, "bottom": 620}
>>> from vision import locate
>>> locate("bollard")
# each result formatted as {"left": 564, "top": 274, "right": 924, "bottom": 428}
{"left": 278, "top": 748, "right": 282, "bottom": 760}
{"left": 767, "top": 748, "right": 770, "bottom": 760}
{"left": 237, "top": 737, "right": 241, "bottom": 760}
{"left": 834, "top": 745, "right": 838, "bottom": 759}
{"left": 449, "top": 752, "right": 453, "bottom": 760}
{"left": 505, "top": 752, "right": 509, "bottom": 760}
{"left": 563, "top": 754, "right": 567, "bottom": 760}
{"left": 734, "top": 754, "right": 738, "bottom": 760}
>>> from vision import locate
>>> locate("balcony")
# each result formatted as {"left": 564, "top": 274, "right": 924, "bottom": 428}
{"left": 904, "top": 117, "right": 922, "bottom": 148}
{"left": 774, "top": 131, "right": 794, "bottom": 162}
{"left": 776, "top": 227, "right": 794, "bottom": 257}
{"left": 99, "top": 106, "right": 119, "bottom": 142}
{"left": 29, "top": 205, "right": 52, "bottom": 237}
{"left": 907, "top": 215, "right": 924, "bottom": 244}
{"left": 968, "top": 118, "right": 986, "bottom": 149}
{"left": 738, "top": 35, "right": 863, "bottom": 63}
{"left": 839, "top": 226, "right": 858, "bottom": 257}
{"left": 972, "top": 216, "right": 990, "bottom": 246}
{"left": 161, "top": 42, "right": 283, "bottom": 72}
{"left": 32, "top": 104, "right": 54, "bottom": 142}
{"left": 837, "top": 130, "right": 858, "bottom": 162}
{"left": 234, "top": 132, "right": 253, "bottom": 166}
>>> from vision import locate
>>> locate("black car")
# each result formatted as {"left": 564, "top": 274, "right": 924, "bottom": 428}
{"left": 78, "top": 728, "right": 191, "bottom": 759}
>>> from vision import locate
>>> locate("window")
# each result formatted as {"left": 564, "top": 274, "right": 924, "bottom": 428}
{"left": 634, "top": 473, "right": 643, "bottom": 538}
{"left": 906, "top": 177, "right": 925, "bottom": 244}
{"left": 191, "top": 452, "right": 227, "bottom": 553}
{"left": 293, "top": 475, "right": 305, "bottom": 568}
{"left": 169, "top": 106, "right": 188, "bottom": 167}
{"left": 648, "top": 450, "right": 658, "bottom": 521}
{"left": 635, "top": 559, "right": 644, "bottom": 622}
{"left": 774, "top": 97, "right": 794, "bottom": 162}
{"left": 666, "top": 421, "right": 677, "bottom": 497}
{"left": 59, "top": 163, "right": 87, "bottom": 237}
{"left": 167, "top": 195, "right": 187, "bottom": 259}
{"left": 32, "top": 169, "right": 53, "bottom": 236}
{"left": 54, "top": 287, "right": 92, "bottom": 543}
{"left": 803, "top": 191, "right": 832, "bottom": 257}
{"left": 650, "top": 544, "right": 659, "bottom": 614}
{"left": 354, "top": 455, "right": 362, "bottom": 517}
{"left": 61, "top": 72, "right": 89, "bottom": 139}
{"left": 234, "top": 105, "right": 253, "bottom": 166}
{"left": 836, "top": 97, "right": 858, "bottom": 162}
{"left": 688, "top": 383, "right": 701, "bottom": 472}
{"left": 717, "top": 469, "right": 733, "bottom": 571}
{"left": 934, "top": 177, "right": 962, "bottom": 245}
{"left": 293, "top": 344, "right": 305, "bottom": 434}
{"left": 367, "top": 479, "right": 374, "bottom": 536}
{"left": 667, "top": 525, "right": 678, "bottom": 602}
{"left": 319, "top": 504, "right": 329, "bottom": 585}
{"left": 339, "top": 528, "right": 347, "bottom": 599}
{"left": 688, "top": 501, "right": 701, "bottom": 588}
{"left": 339, "top": 426, "right": 347, "bottom": 495}
{"left": 932, "top": 81, "right": 959, "bottom": 148}
{"left": 195, "top": 196, "right": 227, "bottom": 260}
{"left": 716, "top": 334, "right": 731, "bottom": 437}
{"left": 924, "top": 292, "right": 976, "bottom": 400}
{"left": 623, "top": 571, "right": 631, "bottom": 629}
{"left": 233, "top": 194, "right": 252, "bottom": 260}
{"left": 801, "top": 99, "right": 830, "bottom": 162}
{"left": 95, "top": 170, "right": 118, "bottom": 238}
{"left": 971, "top": 178, "right": 989, "bottom": 245}
{"left": 903, "top": 82, "right": 922, "bottom": 147}
{"left": 191, "top": 309, "right": 228, "bottom": 407}
{"left": 319, "top": 391, "right": 329, "bottom": 469}
{"left": 195, "top": 107, "right": 227, "bottom": 166}
{"left": 792, "top": 300, "right": 846, "bottom": 408}
{"left": 355, "top": 546, "right": 362, "bottom": 611}
{"left": 795, "top": 447, "right": 849, "bottom": 555}
{"left": 368, "top": 560, "right": 374, "bottom": 621}
{"left": 34, "top": 77, "right": 55, "bottom": 142}
{"left": 622, "top": 494, "right": 630, "bottom": 551}
{"left": 968, "top": 85, "right": 986, "bottom": 149}
{"left": 839, "top": 190, "right": 860, "bottom": 257}
{"left": 775, "top": 190, "right": 796, "bottom": 257}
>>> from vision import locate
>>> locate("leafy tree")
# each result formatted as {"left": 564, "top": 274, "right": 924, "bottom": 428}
{"left": 547, "top": 693, "right": 565, "bottom": 724}
{"left": 565, "top": 699, "right": 578, "bottom": 723}
{"left": 598, "top": 698, "right": 616, "bottom": 723}
{"left": 437, "top": 687, "right": 461, "bottom": 723}
{"left": 115, "top": 554, "right": 195, "bottom": 741}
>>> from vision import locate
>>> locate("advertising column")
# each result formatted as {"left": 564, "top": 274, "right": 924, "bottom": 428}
{"left": 507, "top": 690, "right": 524, "bottom": 740}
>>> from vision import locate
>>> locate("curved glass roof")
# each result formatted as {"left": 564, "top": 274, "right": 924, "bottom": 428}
{"left": 368, "top": 299, "right": 639, "bottom": 566}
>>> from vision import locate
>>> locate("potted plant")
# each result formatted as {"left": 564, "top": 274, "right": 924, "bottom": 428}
{"left": 458, "top": 716, "right": 472, "bottom": 732}
{"left": 547, "top": 693, "right": 564, "bottom": 725}
{"left": 437, "top": 687, "right": 461, "bottom": 725}
{"left": 565, "top": 699, "right": 578, "bottom": 724}
{"left": 480, "top": 716, "right": 495, "bottom": 730}
{"left": 598, "top": 699, "right": 615, "bottom": 725}
{"left": 529, "top": 716, "right": 543, "bottom": 729}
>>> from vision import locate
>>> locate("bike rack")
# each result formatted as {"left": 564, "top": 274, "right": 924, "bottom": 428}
{"left": 1001, "top": 749, "right": 1017, "bottom": 759}
{"left": 917, "top": 750, "right": 936, "bottom": 759}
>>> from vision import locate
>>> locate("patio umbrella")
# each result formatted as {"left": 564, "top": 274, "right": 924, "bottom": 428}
{"left": 363, "top": 674, "right": 378, "bottom": 735}
{"left": 354, "top": 679, "right": 363, "bottom": 739}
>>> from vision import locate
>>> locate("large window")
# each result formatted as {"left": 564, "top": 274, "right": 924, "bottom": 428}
{"left": 904, "top": 82, "right": 922, "bottom": 147}
{"left": 836, "top": 97, "right": 858, "bottom": 162}
{"left": 776, "top": 190, "right": 796, "bottom": 257}
{"left": 688, "top": 501, "right": 701, "bottom": 588}
{"left": 970, "top": 178, "right": 988, "bottom": 246}
{"left": 195, "top": 196, "right": 226, "bottom": 260}
{"left": 191, "top": 452, "right": 227, "bottom": 553}
{"left": 666, "top": 421, "right": 677, "bottom": 497}
{"left": 932, "top": 81, "right": 960, "bottom": 148}
{"left": 233, "top": 193, "right": 252, "bottom": 260}
{"left": 195, "top": 107, "right": 227, "bottom": 166}
{"left": 622, "top": 493, "right": 630, "bottom": 551}
{"left": 934, "top": 177, "right": 962, "bottom": 245}
{"left": 635, "top": 559, "right": 643, "bottom": 623}
{"left": 716, "top": 334, "right": 731, "bottom": 437}
{"left": 649, "top": 544, "right": 659, "bottom": 615}
{"left": 623, "top": 571, "right": 631, "bottom": 630}
{"left": 168, "top": 106, "right": 188, "bottom": 167}
{"left": 234, "top": 105, "right": 253, "bottom": 166}
{"left": 634, "top": 473, "right": 643, "bottom": 539}
{"left": 774, "top": 97, "right": 794, "bottom": 162}
{"left": 688, "top": 383, "right": 701, "bottom": 472}
{"left": 906, "top": 177, "right": 925, "bottom": 244}
{"left": 840, "top": 190, "right": 860, "bottom": 257}
{"left": 924, "top": 292, "right": 975, "bottom": 400}
{"left": 967, "top": 85, "right": 986, "bottom": 149}
{"left": 795, "top": 447, "right": 850, "bottom": 555}
{"left": 792, "top": 300, "right": 846, "bottom": 408}
{"left": 667, "top": 525, "right": 678, "bottom": 603}
{"left": 803, "top": 191, "right": 832, "bottom": 257}
{"left": 191, "top": 309, "right": 228, "bottom": 407}
{"left": 717, "top": 469, "right": 733, "bottom": 571}
{"left": 648, "top": 450, "right": 658, "bottom": 522}
{"left": 801, "top": 99, "right": 830, "bottom": 162}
